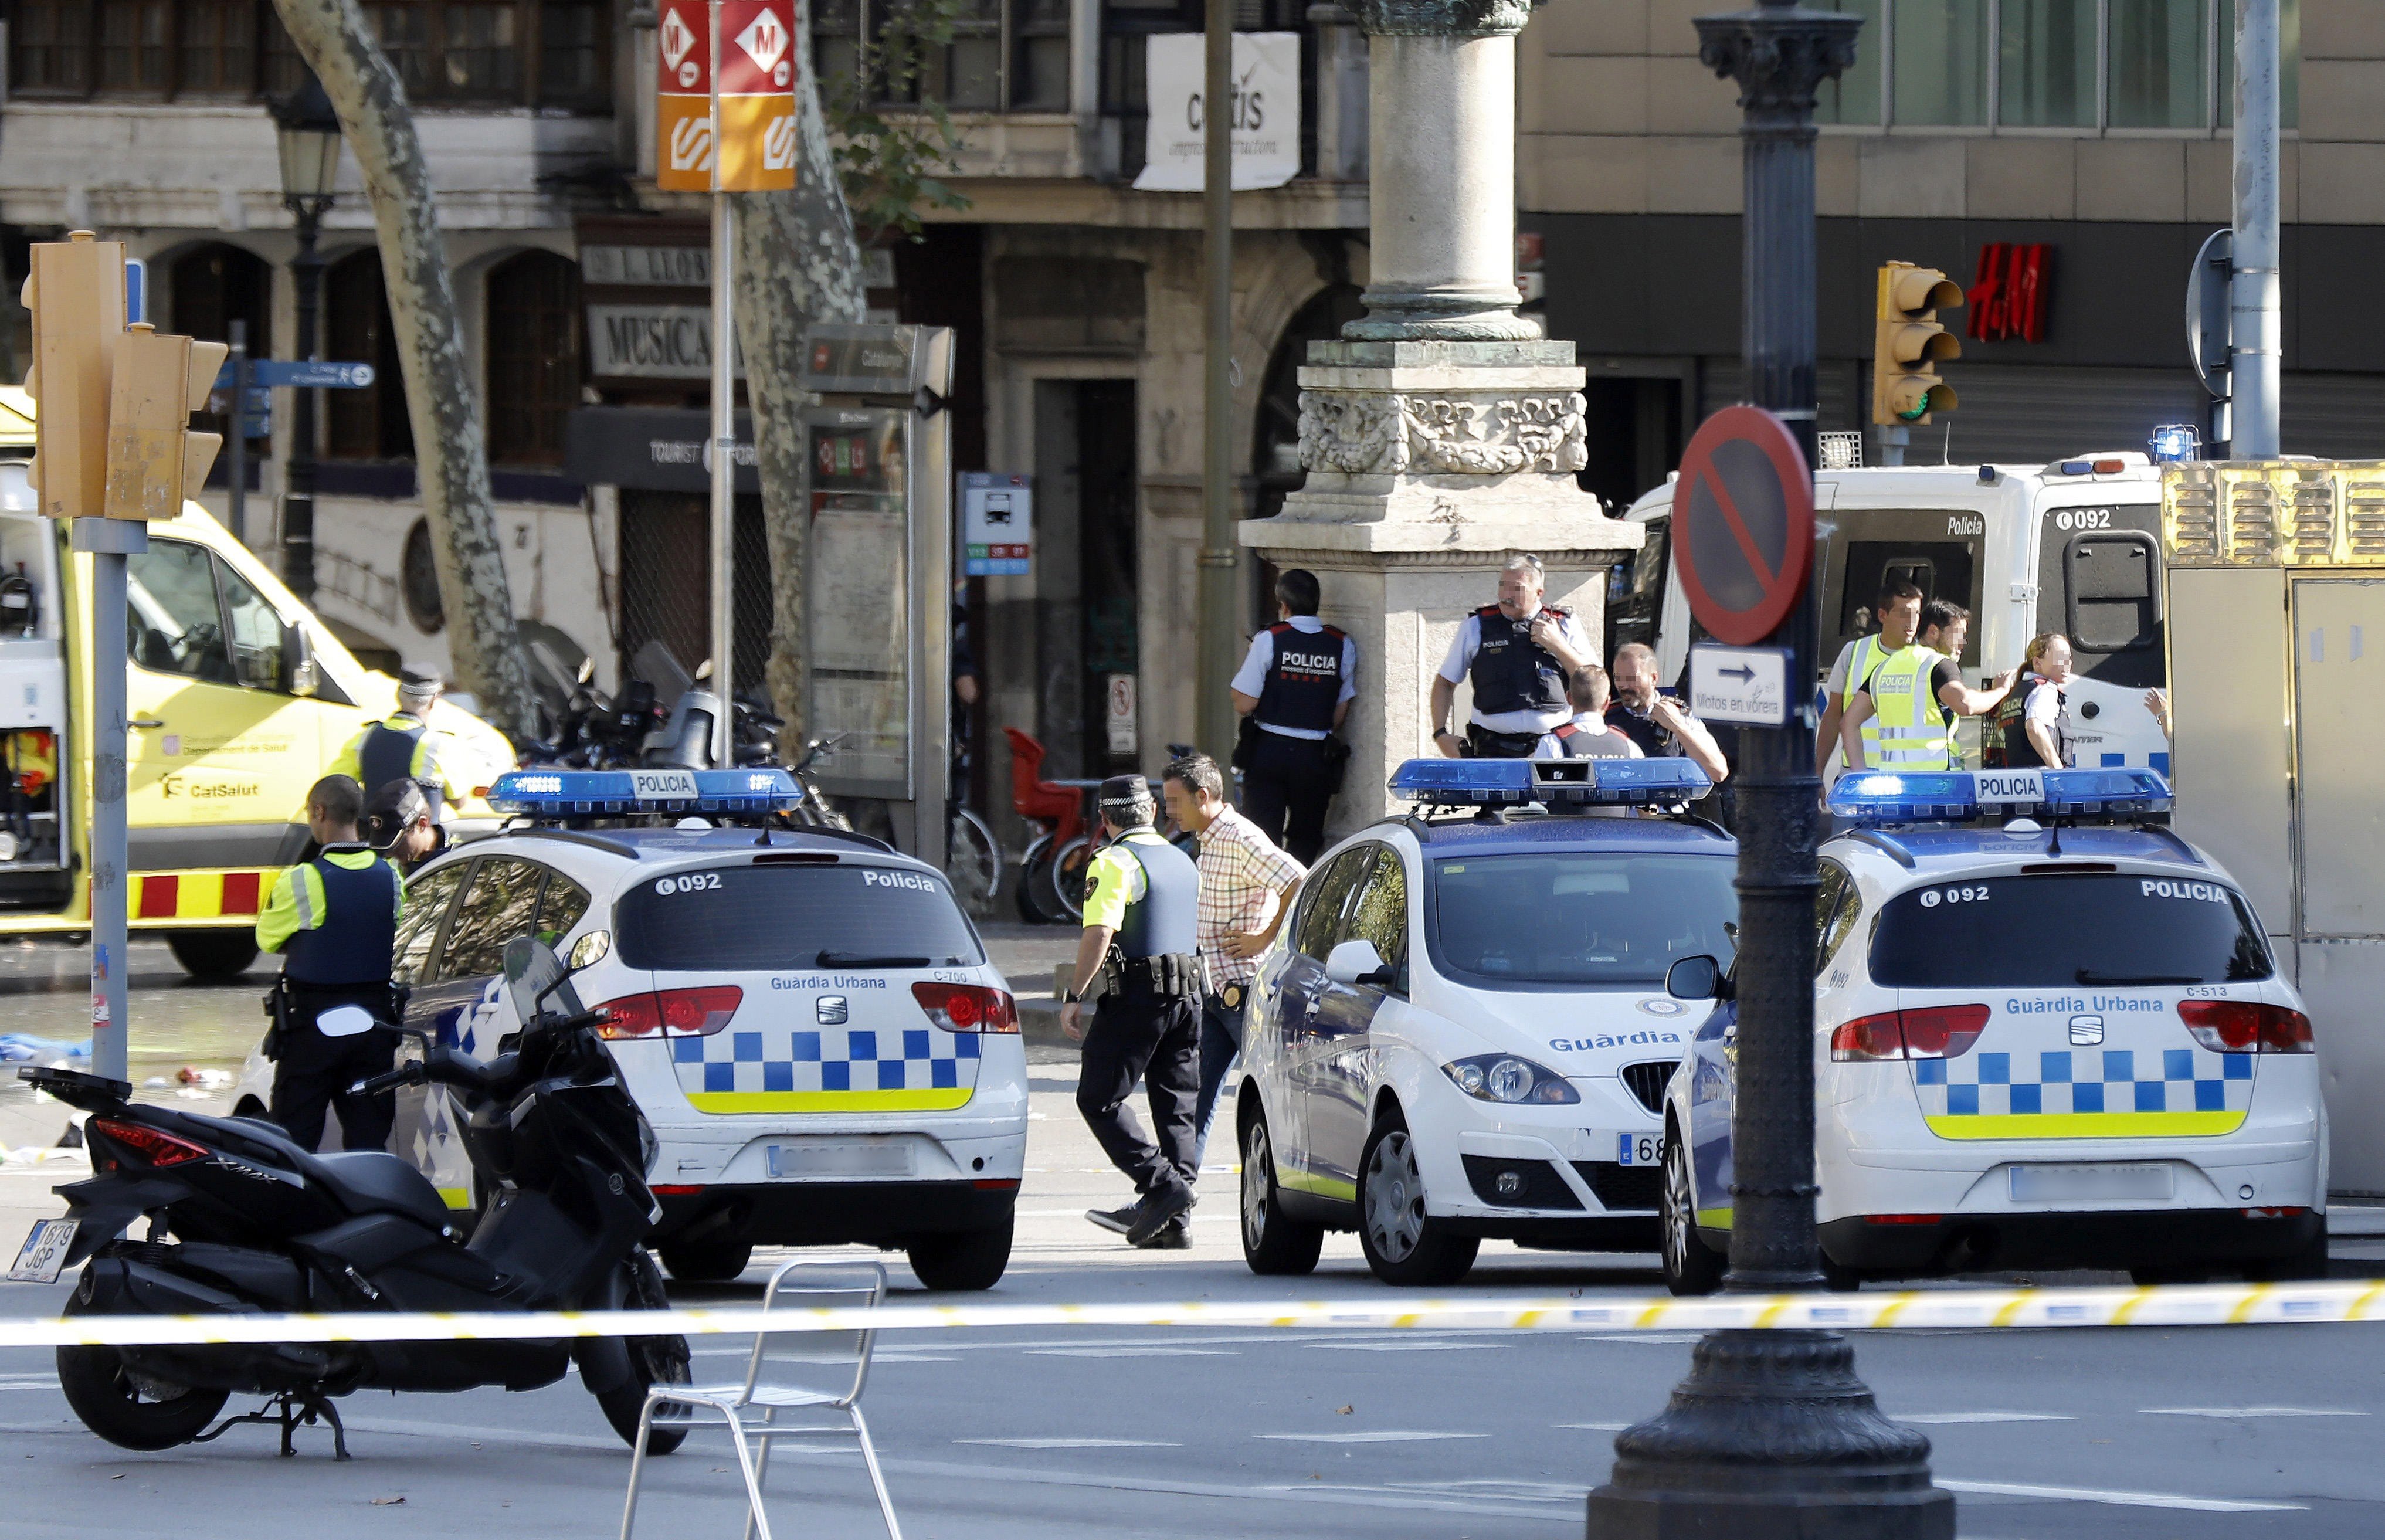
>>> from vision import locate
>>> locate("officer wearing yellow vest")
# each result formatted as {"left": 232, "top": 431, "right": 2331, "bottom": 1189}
{"left": 328, "top": 663, "right": 464, "bottom": 819}
{"left": 257, "top": 775, "right": 406, "bottom": 1152}
{"left": 1838, "top": 603, "right": 2017, "bottom": 772}
{"left": 1815, "top": 578, "right": 1922, "bottom": 784}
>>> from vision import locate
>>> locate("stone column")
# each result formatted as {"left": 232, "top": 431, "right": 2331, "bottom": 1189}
{"left": 1240, "top": 0, "right": 1638, "bottom": 842}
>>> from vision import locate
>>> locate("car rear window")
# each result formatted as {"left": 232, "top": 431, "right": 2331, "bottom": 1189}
{"left": 615, "top": 864, "right": 985, "bottom": 971}
{"left": 1868, "top": 873, "right": 2272, "bottom": 989}
{"left": 1427, "top": 852, "right": 1739, "bottom": 988}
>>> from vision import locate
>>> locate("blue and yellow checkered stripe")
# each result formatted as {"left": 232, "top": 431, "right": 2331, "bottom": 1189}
{"left": 1916, "top": 1048, "right": 2252, "bottom": 1139}
{"left": 673, "top": 1027, "right": 981, "bottom": 1113}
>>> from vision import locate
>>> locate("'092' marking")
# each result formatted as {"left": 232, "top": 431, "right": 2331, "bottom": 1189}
{"left": 655, "top": 873, "right": 724, "bottom": 895}
{"left": 1918, "top": 884, "right": 1990, "bottom": 908}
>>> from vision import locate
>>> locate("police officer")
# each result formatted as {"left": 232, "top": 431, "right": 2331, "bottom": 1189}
{"left": 330, "top": 663, "right": 463, "bottom": 818}
{"left": 1059, "top": 775, "right": 1204, "bottom": 1248}
{"left": 1840, "top": 620, "right": 2016, "bottom": 773}
{"left": 1229, "top": 568, "right": 1356, "bottom": 864}
{"left": 365, "top": 777, "right": 447, "bottom": 871}
{"left": 1430, "top": 555, "right": 1594, "bottom": 759}
{"left": 257, "top": 775, "right": 405, "bottom": 1152}
{"left": 1815, "top": 578, "right": 1923, "bottom": 783}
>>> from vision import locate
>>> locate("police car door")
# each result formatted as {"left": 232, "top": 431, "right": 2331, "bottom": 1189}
{"left": 2031, "top": 497, "right": 2167, "bottom": 771}
{"left": 1271, "top": 849, "right": 1369, "bottom": 1195}
{"left": 1307, "top": 846, "right": 1408, "bottom": 1193}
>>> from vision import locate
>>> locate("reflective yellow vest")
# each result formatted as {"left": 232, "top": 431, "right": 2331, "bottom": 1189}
{"left": 1840, "top": 634, "right": 1894, "bottom": 764}
{"left": 1865, "top": 645, "right": 1955, "bottom": 770}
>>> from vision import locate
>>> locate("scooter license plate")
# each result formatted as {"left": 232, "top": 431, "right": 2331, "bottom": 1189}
{"left": 6, "top": 1219, "right": 79, "bottom": 1284}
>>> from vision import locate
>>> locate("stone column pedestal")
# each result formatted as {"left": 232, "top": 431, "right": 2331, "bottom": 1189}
{"left": 1241, "top": 338, "right": 1640, "bottom": 842}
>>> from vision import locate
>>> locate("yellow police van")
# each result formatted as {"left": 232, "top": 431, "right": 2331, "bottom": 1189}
{"left": 0, "top": 388, "right": 513, "bottom": 978}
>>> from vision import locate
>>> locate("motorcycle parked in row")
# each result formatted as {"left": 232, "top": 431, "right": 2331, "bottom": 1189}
{"left": 21, "top": 935, "right": 693, "bottom": 1458}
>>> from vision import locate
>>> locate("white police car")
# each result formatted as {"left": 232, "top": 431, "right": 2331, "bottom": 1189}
{"left": 1658, "top": 766, "right": 2326, "bottom": 1294}
{"left": 234, "top": 769, "right": 1028, "bottom": 1291}
{"left": 1235, "top": 757, "right": 1739, "bottom": 1285}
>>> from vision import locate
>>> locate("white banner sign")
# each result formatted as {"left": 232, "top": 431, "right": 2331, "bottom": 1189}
{"left": 1133, "top": 32, "right": 1301, "bottom": 193}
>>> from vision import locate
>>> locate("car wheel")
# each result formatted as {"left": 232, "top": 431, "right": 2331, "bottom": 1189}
{"left": 2243, "top": 1221, "right": 2330, "bottom": 1283}
{"left": 2129, "top": 1263, "right": 2214, "bottom": 1286}
{"left": 165, "top": 929, "right": 260, "bottom": 982}
{"left": 1355, "top": 1110, "right": 1478, "bottom": 1287}
{"left": 1240, "top": 1108, "right": 1323, "bottom": 1276}
{"left": 657, "top": 1239, "right": 753, "bottom": 1284}
{"left": 1660, "top": 1132, "right": 1725, "bottom": 1297}
{"left": 1819, "top": 1252, "right": 1862, "bottom": 1293}
{"left": 907, "top": 1209, "right": 1014, "bottom": 1291}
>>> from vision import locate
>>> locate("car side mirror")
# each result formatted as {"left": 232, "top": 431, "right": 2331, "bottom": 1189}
{"left": 280, "top": 620, "right": 317, "bottom": 698}
{"left": 1667, "top": 954, "right": 1726, "bottom": 1002}
{"left": 1325, "top": 938, "right": 1394, "bottom": 989}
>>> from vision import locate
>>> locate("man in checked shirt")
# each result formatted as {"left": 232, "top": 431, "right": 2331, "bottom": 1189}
{"left": 1161, "top": 752, "right": 1307, "bottom": 1188}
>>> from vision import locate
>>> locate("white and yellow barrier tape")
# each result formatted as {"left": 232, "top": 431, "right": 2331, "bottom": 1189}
{"left": 2, "top": 1280, "right": 2382, "bottom": 1350}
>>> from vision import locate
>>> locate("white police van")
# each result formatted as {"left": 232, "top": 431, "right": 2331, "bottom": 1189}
{"left": 1658, "top": 766, "right": 2326, "bottom": 1294}
{"left": 1236, "top": 757, "right": 1738, "bottom": 1285}
{"left": 234, "top": 769, "right": 1028, "bottom": 1291}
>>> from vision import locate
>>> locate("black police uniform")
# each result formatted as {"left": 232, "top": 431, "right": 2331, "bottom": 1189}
{"left": 1075, "top": 832, "right": 1205, "bottom": 1206}
{"left": 355, "top": 715, "right": 438, "bottom": 813}
{"left": 1239, "top": 620, "right": 1349, "bottom": 864}
{"left": 1465, "top": 605, "right": 1571, "bottom": 758}
{"left": 267, "top": 849, "right": 403, "bottom": 1152}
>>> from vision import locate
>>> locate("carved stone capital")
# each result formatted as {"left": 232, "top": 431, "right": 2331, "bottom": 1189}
{"left": 1692, "top": 5, "right": 1865, "bottom": 130}
{"left": 1298, "top": 388, "right": 1589, "bottom": 476}
{"left": 1343, "top": 0, "right": 1538, "bottom": 39}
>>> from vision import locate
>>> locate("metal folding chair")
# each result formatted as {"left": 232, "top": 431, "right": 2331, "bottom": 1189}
{"left": 619, "top": 1259, "right": 902, "bottom": 1540}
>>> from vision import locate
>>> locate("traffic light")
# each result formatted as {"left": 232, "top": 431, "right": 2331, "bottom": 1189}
{"left": 1871, "top": 261, "right": 1963, "bottom": 427}
{"left": 21, "top": 230, "right": 128, "bottom": 520}
{"left": 103, "top": 324, "right": 226, "bottom": 521}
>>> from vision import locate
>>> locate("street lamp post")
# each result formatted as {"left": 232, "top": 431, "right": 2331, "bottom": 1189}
{"left": 272, "top": 77, "right": 342, "bottom": 605}
{"left": 1586, "top": 5, "right": 1954, "bottom": 1536}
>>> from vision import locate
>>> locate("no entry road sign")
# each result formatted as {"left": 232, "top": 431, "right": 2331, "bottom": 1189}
{"left": 1671, "top": 405, "right": 1814, "bottom": 647}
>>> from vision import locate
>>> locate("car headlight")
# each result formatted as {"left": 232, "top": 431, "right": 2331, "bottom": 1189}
{"left": 1441, "top": 1054, "right": 1579, "bottom": 1105}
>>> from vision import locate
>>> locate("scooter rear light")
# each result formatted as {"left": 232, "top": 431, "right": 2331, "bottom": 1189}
{"left": 595, "top": 986, "right": 743, "bottom": 1039}
{"left": 1829, "top": 1006, "right": 1989, "bottom": 1061}
{"left": 650, "top": 1184, "right": 704, "bottom": 1196}
{"left": 912, "top": 982, "right": 1019, "bottom": 1034}
{"left": 89, "top": 1118, "right": 208, "bottom": 1168}
{"left": 2178, "top": 999, "right": 2313, "bottom": 1054}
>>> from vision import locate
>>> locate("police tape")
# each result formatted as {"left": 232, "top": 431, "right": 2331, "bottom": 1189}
{"left": 2, "top": 1280, "right": 2382, "bottom": 1350}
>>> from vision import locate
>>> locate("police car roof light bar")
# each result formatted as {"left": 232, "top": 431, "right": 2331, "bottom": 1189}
{"left": 1387, "top": 756, "right": 1714, "bottom": 809}
{"left": 1827, "top": 766, "right": 2172, "bottom": 825}
{"left": 488, "top": 768, "right": 806, "bottom": 820}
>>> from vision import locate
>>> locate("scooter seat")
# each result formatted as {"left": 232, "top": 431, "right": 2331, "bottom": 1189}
{"left": 312, "top": 1152, "right": 456, "bottom": 1230}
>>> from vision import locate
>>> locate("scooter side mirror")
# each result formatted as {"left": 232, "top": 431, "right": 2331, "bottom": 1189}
{"left": 568, "top": 930, "right": 612, "bottom": 972}
{"left": 502, "top": 935, "right": 583, "bottom": 1023}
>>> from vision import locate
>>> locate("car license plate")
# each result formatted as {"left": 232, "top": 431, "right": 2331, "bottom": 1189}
{"left": 6, "top": 1219, "right": 79, "bottom": 1284}
{"left": 1974, "top": 768, "right": 2047, "bottom": 808}
{"left": 1616, "top": 1132, "right": 1663, "bottom": 1167}
{"left": 766, "top": 1142, "right": 914, "bottom": 1179}
{"left": 2009, "top": 1162, "right": 2174, "bottom": 1203}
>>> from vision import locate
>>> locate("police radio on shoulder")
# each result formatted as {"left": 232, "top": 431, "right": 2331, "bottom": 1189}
{"left": 488, "top": 768, "right": 805, "bottom": 818}
{"left": 1386, "top": 756, "right": 1712, "bottom": 809}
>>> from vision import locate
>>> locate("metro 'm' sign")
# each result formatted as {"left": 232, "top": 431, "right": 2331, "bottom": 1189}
{"left": 656, "top": 0, "right": 796, "bottom": 193}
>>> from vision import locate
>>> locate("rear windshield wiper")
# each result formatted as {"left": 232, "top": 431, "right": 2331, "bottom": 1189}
{"left": 2074, "top": 969, "right": 2201, "bottom": 986}
{"left": 817, "top": 951, "right": 934, "bottom": 968}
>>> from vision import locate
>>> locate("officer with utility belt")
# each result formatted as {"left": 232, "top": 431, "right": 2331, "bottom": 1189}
{"left": 257, "top": 775, "right": 405, "bottom": 1152}
{"left": 1430, "top": 555, "right": 1595, "bottom": 758}
{"left": 1229, "top": 568, "right": 1355, "bottom": 864}
{"left": 330, "top": 663, "right": 463, "bottom": 818}
{"left": 1060, "top": 775, "right": 1205, "bottom": 1249}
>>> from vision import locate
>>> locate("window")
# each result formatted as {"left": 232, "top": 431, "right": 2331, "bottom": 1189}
{"left": 1290, "top": 848, "right": 1368, "bottom": 961}
{"left": 219, "top": 560, "right": 286, "bottom": 690}
{"left": 439, "top": 857, "right": 551, "bottom": 981}
{"left": 1817, "top": 0, "right": 2296, "bottom": 131}
{"left": 1868, "top": 873, "right": 2271, "bottom": 988}
{"left": 128, "top": 541, "right": 236, "bottom": 683}
{"left": 1427, "top": 853, "right": 1741, "bottom": 989}
{"left": 13, "top": 1, "right": 95, "bottom": 93}
{"left": 1816, "top": 860, "right": 1864, "bottom": 973}
{"left": 1341, "top": 847, "right": 1409, "bottom": 979}
{"left": 2035, "top": 503, "right": 2163, "bottom": 688}
{"left": 533, "top": 873, "right": 590, "bottom": 948}
{"left": 612, "top": 865, "right": 986, "bottom": 971}
{"left": 815, "top": 0, "right": 1074, "bottom": 114}
{"left": 485, "top": 250, "right": 582, "bottom": 467}
{"left": 325, "top": 250, "right": 415, "bottom": 462}
{"left": 178, "top": 0, "right": 258, "bottom": 93}
{"left": 393, "top": 861, "right": 469, "bottom": 985}
{"left": 100, "top": 0, "right": 173, "bottom": 93}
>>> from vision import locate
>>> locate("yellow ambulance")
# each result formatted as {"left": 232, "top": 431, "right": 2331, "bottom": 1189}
{"left": 0, "top": 387, "right": 514, "bottom": 978}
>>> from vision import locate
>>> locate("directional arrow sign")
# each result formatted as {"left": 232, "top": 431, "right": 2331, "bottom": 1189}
{"left": 250, "top": 359, "right": 376, "bottom": 389}
{"left": 1689, "top": 643, "right": 1792, "bottom": 727}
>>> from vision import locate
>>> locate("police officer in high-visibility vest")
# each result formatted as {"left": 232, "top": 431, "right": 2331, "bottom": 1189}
{"left": 1839, "top": 608, "right": 2017, "bottom": 773}
{"left": 1059, "top": 775, "right": 1205, "bottom": 1249}
{"left": 1430, "top": 555, "right": 1596, "bottom": 759}
{"left": 257, "top": 775, "right": 405, "bottom": 1152}
{"left": 329, "top": 664, "right": 463, "bottom": 818}
{"left": 1815, "top": 578, "right": 1922, "bottom": 785}
{"left": 1229, "top": 568, "right": 1356, "bottom": 864}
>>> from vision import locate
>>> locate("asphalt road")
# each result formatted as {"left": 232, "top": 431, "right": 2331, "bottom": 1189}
{"left": 5, "top": 938, "right": 2384, "bottom": 1539}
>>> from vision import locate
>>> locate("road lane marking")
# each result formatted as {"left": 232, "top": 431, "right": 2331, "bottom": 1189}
{"left": 1253, "top": 1430, "right": 1488, "bottom": 1444}
{"left": 1937, "top": 1478, "right": 2304, "bottom": 1512}
{"left": 1027, "top": 1347, "right": 1233, "bottom": 1358}
{"left": 1556, "top": 1421, "right": 1629, "bottom": 1431}
{"left": 1898, "top": 1412, "right": 2074, "bottom": 1424}
{"left": 956, "top": 1437, "right": 1179, "bottom": 1449}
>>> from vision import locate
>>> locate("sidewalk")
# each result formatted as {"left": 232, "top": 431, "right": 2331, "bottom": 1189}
{"left": 978, "top": 921, "right": 1080, "bottom": 1044}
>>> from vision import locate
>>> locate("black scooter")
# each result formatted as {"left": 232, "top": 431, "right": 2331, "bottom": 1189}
{"left": 23, "top": 935, "right": 693, "bottom": 1459}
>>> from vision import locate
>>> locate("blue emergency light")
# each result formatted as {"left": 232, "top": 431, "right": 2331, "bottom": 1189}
{"left": 488, "top": 768, "right": 805, "bottom": 818}
{"left": 1828, "top": 766, "right": 2172, "bottom": 823}
{"left": 1387, "top": 756, "right": 1713, "bottom": 809}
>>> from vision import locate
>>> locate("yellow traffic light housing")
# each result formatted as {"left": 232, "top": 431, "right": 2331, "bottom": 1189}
{"left": 22, "top": 230, "right": 127, "bottom": 520}
{"left": 1871, "top": 262, "right": 1963, "bottom": 426}
{"left": 104, "top": 324, "right": 227, "bottom": 521}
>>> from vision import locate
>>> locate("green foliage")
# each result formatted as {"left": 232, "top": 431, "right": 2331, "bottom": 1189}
{"left": 821, "top": 0, "right": 975, "bottom": 243}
